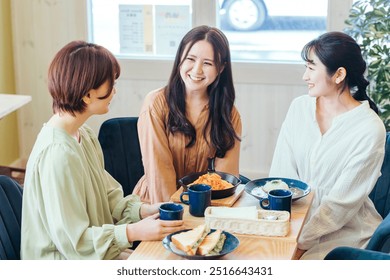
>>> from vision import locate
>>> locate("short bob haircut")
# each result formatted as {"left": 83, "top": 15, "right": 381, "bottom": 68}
{"left": 48, "top": 41, "right": 120, "bottom": 116}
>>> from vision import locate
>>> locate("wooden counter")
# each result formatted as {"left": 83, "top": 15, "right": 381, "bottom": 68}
{"left": 0, "top": 93, "right": 31, "bottom": 119}
{"left": 128, "top": 188, "right": 314, "bottom": 260}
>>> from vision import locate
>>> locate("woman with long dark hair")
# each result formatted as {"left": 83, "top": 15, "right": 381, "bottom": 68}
{"left": 270, "top": 31, "right": 386, "bottom": 259}
{"left": 133, "top": 25, "right": 241, "bottom": 203}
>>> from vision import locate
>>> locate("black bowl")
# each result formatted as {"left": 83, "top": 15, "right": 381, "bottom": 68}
{"left": 178, "top": 171, "right": 241, "bottom": 199}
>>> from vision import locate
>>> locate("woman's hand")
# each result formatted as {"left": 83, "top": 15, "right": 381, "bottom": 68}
{"left": 126, "top": 213, "right": 185, "bottom": 242}
{"left": 139, "top": 202, "right": 163, "bottom": 219}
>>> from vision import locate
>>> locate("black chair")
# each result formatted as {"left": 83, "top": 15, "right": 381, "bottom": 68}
{"left": 0, "top": 175, "right": 23, "bottom": 260}
{"left": 369, "top": 132, "right": 390, "bottom": 219}
{"left": 325, "top": 247, "right": 390, "bottom": 260}
{"left": 365, "top": 210, "right": 390, "bottom": 254}
{"left": 0, "top": 165, "right": 25, "bottom": 186}
{"left": 364, "top": 132, "right": 390, "bottom": 254}
{"left": 98, "top": 117, "right": 250, "bottom": 196}
{"left": 98, "top": 117, "right": 144, "bottom": 196}
{"left": 325, "top": 132, "right": 390, "bottom": 260}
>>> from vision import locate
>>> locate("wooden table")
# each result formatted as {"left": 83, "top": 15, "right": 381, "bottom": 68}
{"left": 128, "top": 188, "right": 314, "bottom": 260}
{"left": 0, "top": 93, "right": 32, "bottom": 119}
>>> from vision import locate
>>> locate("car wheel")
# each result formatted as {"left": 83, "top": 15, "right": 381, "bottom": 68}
{"left": 221, "top": 0, "right": 267, "bottom": 31}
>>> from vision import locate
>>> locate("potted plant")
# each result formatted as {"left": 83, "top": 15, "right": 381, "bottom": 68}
{"left": 344, "top": 0, "right": 390, "bottom": 130}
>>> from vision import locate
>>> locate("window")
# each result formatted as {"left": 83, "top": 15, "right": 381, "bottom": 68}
{"left": 89, "top": 0, "right": 354, "bottom": 83}
{"left": 90, "top": 0, "right": 330, "bottom": 62}
{"left": 218, "top": 0, "right": 327, "bottom": 62}
{"left": 90, "top": 0, "right": 192, "bottom": 58}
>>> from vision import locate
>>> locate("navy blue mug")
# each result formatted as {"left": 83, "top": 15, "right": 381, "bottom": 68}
{"left": 159, "top": 203, "right": 184, "bottom": 220}
{"left": 259, "top": 189, "right": 292, "bottom": 213}
{"left": 180, "top": 184, "right": 212, "bottom": 217}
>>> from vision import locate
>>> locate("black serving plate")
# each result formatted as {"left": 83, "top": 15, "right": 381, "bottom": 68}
{"left": 178, "top": 171, "right": 241, "bottom": 199}
{"left": 178, "top": 157, "right": 241, "bottom": 200}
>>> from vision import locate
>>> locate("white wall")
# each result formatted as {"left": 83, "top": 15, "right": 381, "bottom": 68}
{"left": 87, "top": 78, "right": 304, "bottom": 178}
{"left": 11, "top": 0, "right": 88, "bottom": 165}
{"left": 11, "top": 0, "right": 349, "bottom": 179}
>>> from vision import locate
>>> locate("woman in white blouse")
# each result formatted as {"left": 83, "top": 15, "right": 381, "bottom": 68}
{"left": 269, "top": 31, "right": 386, "bottom": 259}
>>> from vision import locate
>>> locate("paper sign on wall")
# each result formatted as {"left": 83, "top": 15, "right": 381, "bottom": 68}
{"left": 119, "top": 4, "right": 190, "bottom": 56}
{"left": 119, "top": 5, "right": 153, "bottom": 54}
{"left": 154, "top": 5, "right": 190, "bottom": 55}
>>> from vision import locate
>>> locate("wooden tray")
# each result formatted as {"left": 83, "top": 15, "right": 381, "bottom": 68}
{"left": 170, "top": 184, "right": 245, "bottom": 207}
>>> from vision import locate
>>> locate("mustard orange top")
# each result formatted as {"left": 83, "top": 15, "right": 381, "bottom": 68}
{"left": 133, "top": 88, "right": 242, "bottom": 203}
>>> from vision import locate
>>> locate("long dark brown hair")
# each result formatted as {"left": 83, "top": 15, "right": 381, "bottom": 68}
{"left": 165, "top": 25, "right": 240, "bottom": 158}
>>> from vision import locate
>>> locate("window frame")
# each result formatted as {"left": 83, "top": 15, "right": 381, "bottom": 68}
{"left": 88, "top": 0, "right": 353, "bottom": 85}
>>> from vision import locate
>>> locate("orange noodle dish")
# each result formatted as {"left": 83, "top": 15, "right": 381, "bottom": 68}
{"left": 190, "top": 173, "right": 233, "bottom": 190}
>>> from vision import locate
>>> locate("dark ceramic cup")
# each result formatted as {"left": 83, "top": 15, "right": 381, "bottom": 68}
{"left": 259, "top": 189, "right": 292, "bottom": 213}
{"left": 180, "top": 184, "right": 212, "bottom": 217}
{"left": 159, "top": 203, "right": 184, "bottom": 220}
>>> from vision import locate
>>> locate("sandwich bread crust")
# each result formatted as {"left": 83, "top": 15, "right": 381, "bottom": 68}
{"left": 171, "top": 224, "right": 208, "bottom": 255}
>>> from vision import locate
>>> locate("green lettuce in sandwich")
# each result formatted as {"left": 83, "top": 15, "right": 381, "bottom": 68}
{"left": 197, "top": 230, "right": 226, "bottom": 256}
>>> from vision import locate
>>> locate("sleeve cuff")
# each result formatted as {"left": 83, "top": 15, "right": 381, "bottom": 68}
{"left": 114, "top": 224, "right": 132, "bottom": 248}
{"left": 129, "top": 201, "right": 143, "bottom": 222}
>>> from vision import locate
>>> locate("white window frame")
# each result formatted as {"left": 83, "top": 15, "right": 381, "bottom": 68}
{"left": 88, "top": 0, "right": 353, "bottom": 85}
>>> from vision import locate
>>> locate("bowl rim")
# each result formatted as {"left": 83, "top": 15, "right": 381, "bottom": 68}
{"left": 178, "top": 170, "right": 241, "bottom": 189}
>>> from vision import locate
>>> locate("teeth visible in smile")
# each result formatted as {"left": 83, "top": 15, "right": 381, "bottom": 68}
{"left": 189, "top": 75, "right": 203, "bottom": 81}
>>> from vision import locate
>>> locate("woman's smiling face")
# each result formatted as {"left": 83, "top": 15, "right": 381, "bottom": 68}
{"left": 179, "top": 40, "right": 219, "bottom": 94}
{"left": 302, "top": 49, "right": 336, "bottom": 98}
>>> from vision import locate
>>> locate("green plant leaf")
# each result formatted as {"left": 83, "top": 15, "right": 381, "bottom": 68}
{"left": 345, "top": 0, "right": 390, "bottom": 130}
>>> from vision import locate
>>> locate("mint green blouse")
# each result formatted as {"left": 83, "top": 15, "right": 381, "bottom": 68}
{"left": 21, "top": 124, "right": 143, "bottom": 259}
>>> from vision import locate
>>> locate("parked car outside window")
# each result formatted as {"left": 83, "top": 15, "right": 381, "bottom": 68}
{"left": 219, "top": 0, "right": 327, "bottom": 31}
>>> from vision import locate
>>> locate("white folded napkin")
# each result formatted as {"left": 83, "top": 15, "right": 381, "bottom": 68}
{"left": 209, "top": 206, "right": 258, "bottom": 220}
